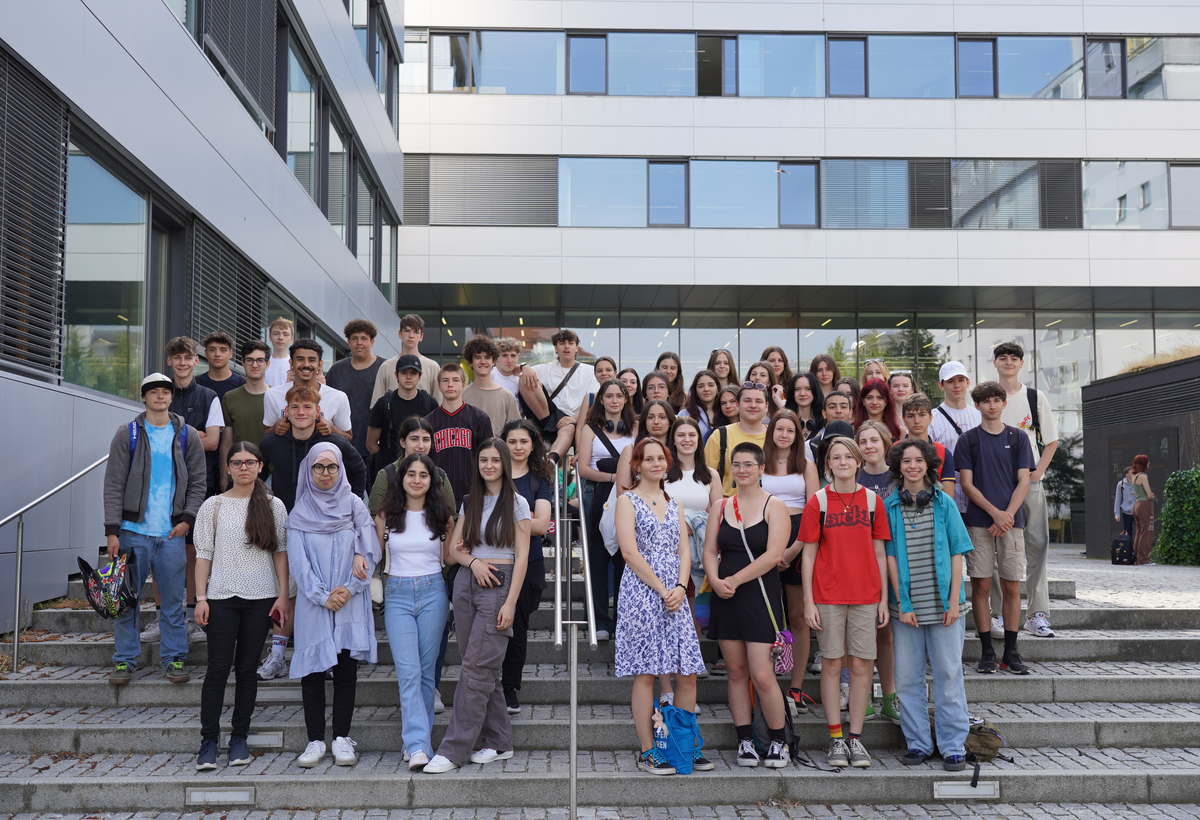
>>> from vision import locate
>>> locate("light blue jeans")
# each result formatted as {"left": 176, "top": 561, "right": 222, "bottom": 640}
{"left": 383, "top": 573, "right": 449, "bottom": 757}
{"left": 112, "top": 531, "right": 188, "bottom": 668}
{"left": 891, "top": 614, "right": 969, "bottom": 757}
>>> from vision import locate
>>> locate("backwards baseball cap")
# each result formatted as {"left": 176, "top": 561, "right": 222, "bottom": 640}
{"left": 395, "top": 353, "right": 422, "bottom": 374}
{"left": 139, "top": 372, "right": 174, "bottom": 396}
{"left": 938, "top": 361, "right": 969, "bottom": 382}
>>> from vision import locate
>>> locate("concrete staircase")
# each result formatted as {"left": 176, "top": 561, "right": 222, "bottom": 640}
{"left": 3, "top": 560, "right": 1200, "bottom": 812}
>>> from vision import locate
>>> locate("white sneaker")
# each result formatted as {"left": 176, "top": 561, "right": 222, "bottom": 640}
{"left": 659, "top": 692, "right": 674, "bottom": 708}
{"left": 469, "top": 748, "right": 513, "bottom": 764}
{"left": 990, "top": 615, "right": 1005, "bottom": 639}
{"left": 423, "top": 754, "right": 459, "bottom": 773}
{"left": 139, "top": 617, "right": 160, "bottom": 642}
{"left": 257, "top": 653, "right": 288, "bottom": 681}
{"left": 594, "top": 629, "right": 610, "bottom": 642}
{"left": 839, "top": 681, "right": 849, "bottom": 713}
{"left": 1024, "top": 611, "right": 1055, "bottom": 638}
{"left": 808, "top": 650, "right": 822, "bottom": 673}
{"left": 186, "top": 618, "right": 207, "bottom": 643}
{"left": 402, "top": 748, "right": 410, "bottom": 763}
{"left": 408, "top": 750, "right": 429, "bottom": 771}
{"left": 331, "top": 736, "right": 357, "bottom": 766}
{"left": 296, "top": 740, "right": 326, "bottom": 768}
{"left": 433, "top": 690, "right": 446, "bottom": 714}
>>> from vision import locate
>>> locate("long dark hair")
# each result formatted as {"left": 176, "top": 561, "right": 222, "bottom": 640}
{"left": 227, "top": 442, "right": 276, "bottom": 552}
{"left": 763, "top": 410, "right": 808, "bottom": 477}
{"left": 463, "top": 438, "right": 517, "bottom": 551}
{"left": 810, "top": 353, "right": 842, "bottom": 387}
{"left": 666, "top": 416, "right": 713, "bottom": 485}
{"left": 382, "top": 452, "right": 453, "bottom": 535}
{"left": 655, "top": 351, "right": 687, "bottom": 410}
{"left": 683, "top": 369, "right": 720, "bottom": 426}
{"left": 785, "top": 371, "right": 826, "bottom": 432}
{"left": 587, "top": 379, "right": 635, "bottom": 437}
{"left": 715, "top": 385, "right": 740, "bottom": 424}
{"left": 501, "top": 418, "right": 554, "bottom": 483}
{"left": 636, "top": 399, "right": 676, "bottom": 443}
{"left": 706, "top": 348, "right": 736, "bottom": 387}
{"left": 760, "top": 345, "right": 795, "bottom": 389}
{"left": 641, "top": 370, "right": 671, "bottom": 405}
{"left": 617, "top": 367, "right": 644, "bottom": 414}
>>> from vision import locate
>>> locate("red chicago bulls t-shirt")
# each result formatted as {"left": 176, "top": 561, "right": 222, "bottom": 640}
{"left": 426, "top": 402, "right": 494, "bottom": 508}
{"left": 797, "top": 486, "right": 891, "bottom": 606}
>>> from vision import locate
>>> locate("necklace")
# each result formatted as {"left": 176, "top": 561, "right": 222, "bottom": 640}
{"left": 829, "top": 486, "right": 856, "bottom": 512}
{"left": 902, "top": 506, "right": 927, "bottom": 530}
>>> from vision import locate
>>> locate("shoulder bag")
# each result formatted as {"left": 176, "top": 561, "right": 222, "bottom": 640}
{"left": 731, "top": 494, "right": 793, "bottom": 674}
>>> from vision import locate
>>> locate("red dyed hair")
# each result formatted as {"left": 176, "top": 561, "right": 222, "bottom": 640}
{"left": 853, "top": 378, "right": 903, "bottom": 442}
{"left": 630, "top": 437, "right": 673, "bottom": 500}
{"left": 1133, "top": 454, "right": 1150, "bottom": 474}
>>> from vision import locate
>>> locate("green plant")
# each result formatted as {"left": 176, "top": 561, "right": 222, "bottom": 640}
{"left": 1043, "top": 433, "right": 1085, "bottom": 518}
{"left": 1155, "top": 465, "right": 1200, "bottom": 566}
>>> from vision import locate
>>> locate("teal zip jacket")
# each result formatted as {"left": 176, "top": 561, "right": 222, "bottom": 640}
{"left": 884, "top": 489, "right": 973, "bottom": 614}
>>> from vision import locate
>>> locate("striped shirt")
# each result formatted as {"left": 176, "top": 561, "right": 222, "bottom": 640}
{"left": 426, "top": 403, "right": 494, "bottom": 508}
{"left": 891, "top": 507, "right": 943, "bottom": 623}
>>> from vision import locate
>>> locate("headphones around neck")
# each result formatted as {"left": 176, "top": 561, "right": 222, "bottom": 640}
{"left": 802, "top": 417, "right": 819, "bottom": 433}
{"left": 604, "top": 419, "right": 628, "bottom": 435}
{"left": 899, "top": 487, "right": 934, "bottom": 508}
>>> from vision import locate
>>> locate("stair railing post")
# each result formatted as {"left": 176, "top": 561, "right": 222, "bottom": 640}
{"left": 11, "top": 514, "right": 23, "bottom": 673}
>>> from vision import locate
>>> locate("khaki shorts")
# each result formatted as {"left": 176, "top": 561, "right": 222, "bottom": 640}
{"left": 814, "top": 603, "right": 878, "bottom": 661}
{"left": 966, "top": 527, "right": 1025, "bottom": 582}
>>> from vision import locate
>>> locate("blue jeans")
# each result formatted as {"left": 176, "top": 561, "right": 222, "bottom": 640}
{"left": 113, "top": 531, "right": 188, "bottom": 668}
{"left": 383, "top": 573, "right": 449, "bottom": 757}
{"left": 891, "top": 614, "right": 969, "bottom": 757}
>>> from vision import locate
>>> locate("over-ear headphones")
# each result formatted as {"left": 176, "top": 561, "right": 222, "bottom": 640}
{"left": 604, "top": 420, "right": 627, "bottom": 435}
{"left": 802, "top": 417, "right": 819, "bottom": 433}
{"left": 899, "top": 487, "right": 933, "bottom": 508}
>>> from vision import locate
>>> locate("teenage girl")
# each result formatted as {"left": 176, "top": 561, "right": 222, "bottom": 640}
{"left": 761, "top": 346, "right": 795, "bottom": 391}
{"left": 655, "top": 351, "right": 688, "bottom": 411}
{"left": 707, "top": 349, "right": 737, "bottom": 389}
{"left": 854, "top": 379, "right": 904, "bottom": 443}
{"left": 679, "top": 369, "right": 721, "bottom": 441}
{"left": 810, "top": 354, "right": 841, "bottom": 398}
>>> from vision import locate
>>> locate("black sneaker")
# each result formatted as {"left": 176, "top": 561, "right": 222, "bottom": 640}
{"left": 504, "top": 688, "right": 520, "bottom": 715}
{"left": 736, "top": 738, "right": 761, "bottom": 768}
{"left": 692, "top": 749, "right": 715, "bottom": 771}
{"left": 943, "top": 754, "right": 967, "bottom": 771}
{"left": 1001, "top": 651, "right": 1031, "bottom": 675}
{"left": 977, "top": 653, "right": 997, "bottom": 674}
{"left": 901, "top": 748, "right": 930, "bottom": 766}
{"left": 637, "top": 748, "right": 676, "bottom": 775}
{"left": 764, "top": 739, "right": 789, "bottom": 769}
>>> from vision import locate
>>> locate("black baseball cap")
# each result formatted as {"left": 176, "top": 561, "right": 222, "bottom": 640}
{"left": 395, "top": 354, "right": 422, "bottom": 374}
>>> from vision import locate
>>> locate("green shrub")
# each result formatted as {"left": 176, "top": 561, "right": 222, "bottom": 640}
{"left": 1154, "top": 465, "right": 1200, "bottom": 566}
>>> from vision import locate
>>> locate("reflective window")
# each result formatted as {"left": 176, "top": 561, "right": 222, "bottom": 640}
{"left": 779, "top": 163, "right": 818, "bottom": 227}
{"left": 739, "top": 34, "right": 825, "bottom": 98}
{"left": 376, "top": 31, "right": 388, "bottom": 96}
{"left": 740, "top": 317, "right": 798, "bottom": 378}
{"left": 867, "top": 36, "right": 954, "bottom": 99}
{"left": 1086, "top": 40, "right": 1124, "bottom": 98}
{"left": 63, "top": 144, "right": 147, "bottom": 401}
{"left": 558, "top": 158, "right": 648, "bottom": 227}
{"left": 165, "top": 0, "right": 196, "bottom": 37}
{"left": 1095, "top": 312, "right": 1153, "bottom": 379}
{"left": 286, "top": 38, "right": 318, "bottom": 203}
{"left": 431, "top": 33, "right": 472, "bottom": 92}
{"left": 328, "top": 121, "right": 349, "bottom": 241}
{"left": 350, "top": 0, "right": 369, "bottom": 59}
{"left": 952, "top": 159, "right": 1039, "bottom": 229}
{"left": 608, "top": 33, "right": 696, "bottom": 97}
{"left": 1128, "top": 37, "right": 1200, "bottom": 100}
{"left": 620, "top": 314, "right": 679, "bottom": 375}
{"left": 828, "top": 39, "right": 866, "bottom": 96}
{"left": 649, "top": 162, "right": 688, "bottom": 226}
{"left": 399, "top": 32, "right": 429, "bottom": 94}
{"left": 565, "top": 311, "right": 620, "bottom": 365}
{"left": 958, "top": 39, "right": 996, "bottom": 97}
{"left": 917, "top": 314, "right": 976, "bottom": 401}
{"left": 997, "top": 36, "right": 1084, "bottom": 99}
{"left": 569, "top": 35, "right": 606, "bottom": 94}
{"left": 690, "top": 161, "right": 777, "bottom": 228}
{"left": 821, "top": 159, "right": 909, "bottom": 229}
{"left": 800, "top": 313, "right": 857, "bottom": 377}
{"left": 1083, "top": 161, "right": 1169, "bottom": 229}
{"left": 380, "top": 215, "right": 396, "bottom": 305}
{"left": 356, "top": 171, "right": 375, "bottom": 277}
{"left": 681, "top": 312, "right": 739, "bottom": 379}
{"left": 1169, "top": 165, "right": 1200, "bottom": 227}
{"left": 476, "top": 31, "right": 565, "bottom": 95}
{"left": 1032, "top": 312, "right": 1092, "bottom": 430}
{"left": 697, "top": 36, "right": 736, "bottom": 97}
{"left": 858, "top": 314, "right": 918, "bottom": 380}
{"left": 1154, "top": 313, "right": 1200, "bottom": 361}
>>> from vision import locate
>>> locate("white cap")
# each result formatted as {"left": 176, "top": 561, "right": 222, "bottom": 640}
{"left": 139, "top": 372, "right": 174, "bottom": 396}
{"left": 938, "top": 361, "right": 969, "bottom": 382}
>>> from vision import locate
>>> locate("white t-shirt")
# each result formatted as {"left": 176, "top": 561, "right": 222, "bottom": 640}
{"left": 929, "top": 403, "right": 981, "bottom": 452}
{"left": 205, "top": 397, "right": 225, "bottom": 428}
{"left": 388, "top": 511, "right": 443, "bottom": 578}
{"left": 495, "top": 370, "right": 520, "bottom": 398}
{"left": 262, "top": 382, "right": 353, "bottom": 431}
{"left": 264, "top": 356, "right": 291, "bottom": 388}
{"left": 1001, "top": 385, "right": 1059, "bottom": 461}
{"left": 531, "top": 360, "right": 598, "bottom": 417}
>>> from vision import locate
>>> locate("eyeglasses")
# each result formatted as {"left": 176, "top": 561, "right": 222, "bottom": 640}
{"left": 743, "top": 381, "right": 767, "bottom": 390}
{"left": 242, "top": 357, "right": 268, "bottom": 366}
{"left": 311, "top": 463, "right": 340, "bottom": 475}
{"left": 229, "top": 459, "right": 259, "bottom": 469}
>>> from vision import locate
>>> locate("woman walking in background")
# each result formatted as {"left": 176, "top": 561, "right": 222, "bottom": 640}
{"left": 1131, "top": 455, "right": 1156, "bottom": 565}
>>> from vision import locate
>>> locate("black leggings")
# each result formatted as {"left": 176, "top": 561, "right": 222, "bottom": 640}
{"left": 201, "top": 596, "right": 274, "bottom": 743}
{"left": 502, "top": 558, "right": 547, "bottom": 692}
{"left": 302, "top": 648, "right": 358, "bottom": 742}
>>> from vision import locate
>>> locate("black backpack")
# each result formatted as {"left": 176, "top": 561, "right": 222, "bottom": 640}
{"left": 1111, "top": 533, "right": 1135, "bottom": 565}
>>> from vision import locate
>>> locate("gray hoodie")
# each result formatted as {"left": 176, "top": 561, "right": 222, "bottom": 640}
{"left": 103, "top": 411, "right": 207, "bottom": 537}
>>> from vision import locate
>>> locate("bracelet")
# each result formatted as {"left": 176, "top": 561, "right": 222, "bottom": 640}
{"left": 675, "top": 583, "right": 686, "bottom": 591}
{"left": 469, "top": 557, "right": 478, "bottom": 568}
{"left": 195, "top": 595, "right": 207, "bottom": 602}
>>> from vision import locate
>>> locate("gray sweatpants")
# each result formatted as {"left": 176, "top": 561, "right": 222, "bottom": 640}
{"left": 991, "top": 480, "right": 1051, "bottom": 625}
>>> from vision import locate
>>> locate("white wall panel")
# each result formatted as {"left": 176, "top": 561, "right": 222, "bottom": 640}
{"left": 822, "top": 2, "right": 955, "bottom": 33}
{"left": 828, "top": 256, "right": 959, "bottom": 285}
{"left": 959, "top": 257, "right": 1090, "bottom": 287}
{"left": 430, "top": 255, "right": 563, "bottom": 283}
{"left": 399, "top": 226, "right": 432, "bottom": 256}
{"left": 694, "top": 229, "right": 827, "bottom": 258}
{"left": 430, "top": 227, "right": 563, "bottom": 256}
{"left": 692, "top": 2, "right": 826, "bottom": 31}
{"left": 957, "top": 230, "right": 1090, "bottom": 260}
{"left": 1083, "top": 4, "right": 1200, "bottom": 35}
{"left": 563, "top": 255, "right": 696, "bottom": 283}
{"left": 563, "top": 229, "right": 696, "bottom": 257}
{"left": 696, "top": 256, "right": 828, "bottom": 285}
{"left": 952, "top": 4, "right": 1085, "bottom": 34}
{"left": 561, "top": 1, "right": 696, "bottom": 30}
{"left": 827, "top": 229, "right": 958, "bottom": 259}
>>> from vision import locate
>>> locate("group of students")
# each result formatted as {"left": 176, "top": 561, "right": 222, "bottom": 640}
{"left": 100, "top": 318, "right": 1060, "bottom": 776}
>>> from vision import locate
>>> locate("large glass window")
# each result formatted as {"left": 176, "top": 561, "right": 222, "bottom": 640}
{"left": 649, "top": 162, "right": 688, "bottom": 227}
{"left": 328, "top": 120, "right": 349, "bottom": 241}
{"left": 376, "top": 30, "right": 388, "bottom": 96}
{"left": 1032, "top": 312, "right": 1092, "bottom": 436}
{"left": 286, "top": 38, "right": 318, "bottom": 203}
{"left": 976, "top": 312, "right": 1034, "bottom": 384}
{"left": 867, "top": 36, "right": 955, "bottom": 99}
{"left": 620, "top": 313, "right": 680, "bottom": 376}
{"left": 690, "top": 161, "right": 778, "bottom": 229}
{"left": 1128, "top": 37, "right": 1200, "bottom": 100}
{"left": 952, "top": 159, "right": 1039, "bottom": 230}
{"left": 697, "top": 36, "right": 737, "bottom": 97}
{"left": 958, "top": 39, "right": 996, "bottom": 97}
{"left": 1154, "top": 313, "right": 1200, "bottom": 360}
{"left": 821, "top": 159, "right": 909, "bottom": 229}
{"left": 799, "top": 313, "right": 856, "bottom": 377}
{"left": 917, "top": 313, "right": 976, "bottom": 401}
{"left": 681, "top": 311, "right": 739, "bottom": 379}
{"left": 780, "top": 163, "right": 818, "bottom": 227}
{"left": 399, "top": 31, "right": 429, "bottom": 93}
{"left": 431, "top": 33, "right": 472, "bottom": 92}
{"left": 63, "top": 144, "right": 147, "bottom": 401}
{"left": 997, "top": 36, "right": 1084, "bottom": 99}
{"left": 568, "top": 35, "right": 606, "bottom": 94}
{"left": 1170, "top": 165, "right": 1200, "bottom": 227}
{"left": 1086, "top": 40, "right": 1125, "bottom": 98}
{"left": 740, "top": 317, "right": 798, "bottom": 379}
{"left": 356, "top": 170, "right": 375, "bottom": 277}
{"left": 350, "top": 0, "right": 369, "bottom": 59}
{"left": 558, "top": 158, "right": 648, "bottom": 227}
{"left": 828, "top": 38, "right": 866, "bottom": 96}
{"left": 1095, "top": 312, "right": 1154, "bottom": 379}
{"left": 856, "top": 314, "right": 917, "bottom": 382}
{"left": 1083, "top": 161, "right": 1169, "bottom": 229}
{"left": 380, "top": 215, "right": 396, "bottom": 305}
{"left": 565, "top": 311, "right": 620, "bottom": 364}
{"left": 476, "top": 31, "right": 566, "bottom": 95}
{"left": 608, "top": 33, "right": 696, "bottom": 97}
{"left": 739, "top": 35, "right": 825, "bottom": 98}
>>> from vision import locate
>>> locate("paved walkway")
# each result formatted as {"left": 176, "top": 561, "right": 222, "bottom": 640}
{"left": 1050, "top": 546, "right": 1200, "bottom": 609}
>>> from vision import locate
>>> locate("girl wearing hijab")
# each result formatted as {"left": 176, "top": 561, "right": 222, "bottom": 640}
{"left": 288, "top": 443, "right": 380, "bottom": 769}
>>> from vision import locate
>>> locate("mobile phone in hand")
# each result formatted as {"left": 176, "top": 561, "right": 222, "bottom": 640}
{"left": 270, "top": 611, "right": 283, "bottom": 627}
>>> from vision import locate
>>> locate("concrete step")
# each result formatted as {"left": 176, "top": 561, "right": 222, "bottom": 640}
{"left": 960, "top": 630, "right": 1200, "bottom": 663}
{"left": 1, "top": 747, "right": 1196, "bottom": 812}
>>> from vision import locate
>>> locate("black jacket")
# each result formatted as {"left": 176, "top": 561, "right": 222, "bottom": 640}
{"left": 171, "top": 378, "right": 220, "bottom": 492}
{"left": 258, "top": 429, "right": 367, "bottom": 511}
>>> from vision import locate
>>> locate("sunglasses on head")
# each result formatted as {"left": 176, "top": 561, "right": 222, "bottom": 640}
{"left": 743, "top": 381, "right": 767, "bottom": 390}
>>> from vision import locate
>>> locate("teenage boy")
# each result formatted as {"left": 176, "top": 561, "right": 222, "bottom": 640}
{"left": 1114, "top": 466, "right": 1136, "bottom": 536}
{"left": 463, "top": 335, "right": 520, "bottom": 431}
{"left": 928, "top": 361, "right": 982, "bottom": 454}
{"left": 262, "top": 339, "right": 352, "bottom": 441}
{"left": 427, "top": 363, "right": 494, "bottom": 506}
{"left": 955, "top": 381, "right": 1036, "bottom": 675}
{"left": 366, "top": 354, "right": 438, "bottom": 469}
{"left": 992, "top": 342, "right": 1060, "bottom": 640}
{"left": 494, "top": 337, "right": 523, "bottom": 397}
{"left": 103, "top": 373, "right": 207, "bottom": 685}
{"left": 900, "top": 393, "right": 957, "bottom": 494}
{"left": 264, "top": 318, "right": 294, "bottom": 388}
{"left": 799, "top": 436, "right": 890, "bottom": 769}
{"left": 218, "top": 340, "right": 272, "bottom": 489}
{"left": 807, "top": 390, "right": 854, "bottom": 464}
{"left": 325, "top": 319, "right": 384, "bottom": 465}
{"left": 195, "top": 331, "right": 246, "bottom": 400}
{"left": 704, "top": 384, "right": 769, "bottom": 496}
{"left": 371, "top": 313, "right": 441, "bottom": 406}
{"left": 518, "top": 328, "right": 599, "bottom": 462}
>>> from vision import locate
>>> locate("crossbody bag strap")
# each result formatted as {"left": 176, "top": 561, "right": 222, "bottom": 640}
{"left": 732, "top": 494, "right": 782, "bottom": 636}
{"left": 212, "top": 497, "right": 222, "bottom": 533}
{"left": 593, "top": 425, "right": 622, "bottom": 459}
{"left": 547, "top": 363, "right": 581, "bottom": 402}
{"left": 936, "top": 406, "right": 963, "bottom": 436}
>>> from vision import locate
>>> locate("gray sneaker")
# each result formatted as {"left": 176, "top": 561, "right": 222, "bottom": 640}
{"left": 139, "top": 616, "right": 160, "bottom": 642}
{"left": 186, "top": 618, "right": 207, "bottom": 643}
{"left": 826, "top": 737, "right": 849, "bottom": 768}
{"left": 847, "top": 737, "right": 871, "bottom": 768}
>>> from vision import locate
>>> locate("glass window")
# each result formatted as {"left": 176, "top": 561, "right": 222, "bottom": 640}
{"left": 1083, "top": 161, "right": 1169, "bottom": 229}
{"left": 1170, "top": 165, "right": 1200, "bottom": 227}
{"left": 1032, "top": 312, "right": 1092, "bottom": 431}
{"left": 951, "top": 159, "right": 1039, "bottom": 230}
{"left": 867, "top": 35, "right": 954, "bottom": 99}
{"left": 356, "top": 171, "right": 375, "bottom": 277}
{"left": 350, "top": 0, "right": 369, "bottom": 59}
{"left": 681, "top": 311, "right": 739, "bottom": 380}
{"left": 569, "top": 35, "right": 606, "bottom": 94}
{"left": 780, "top": 163, "right": 818, "bottom": 227}
{"left": 1128, "top": 37, "right": 1200, "bottom": 100}
{"left": 565, "top": 311, "right": 620, "bottom": 365}
{"left": 958, "top": 39, "right": 996, "bottom": 97}
{"left": 917, "top": 313, "right": 976, "bottom": 401}
{"left": 740, "top": 316, "right": 798, "bottom": 380}
{"left": 821, "top": 159, "right": 909, "bottom": 229}
{"left": 286, "top": 38, "right": 318, "bottom": 204}
{"left": 1095, "top": 312, "right": 1154, "bottom": 379}
{"left": 558, "top": 158, "right": 647, "bottom": 227}
{"left": 690, "top": 161, "right": 777, "bottom": 229}
{"left": 856, "top": 314, "right": 917, "bottom": 385}
{"left": 431, "top": 33, "right": 472, "bottom": 92}
{"left": 997, "top": 36, "right": 1084, "bottom": 99}
{"left": 828, "top": 39, "right": 866, "bottom": 96}
{"left": 165, "top": 0, "right": 196, "bottom": 37}
{"left": 697, "top": 36, "right": 736, "bottom": 97}
{"left": 649, "top": 162, "right": 688, "bottom": 227}
{"left": 476, "top": 31, "right": 566, "bottom": 95}
{"left": 380, "top": 214, "right": 396, "bottom": 305}
{"left": 608, "top": 33, "right": 696, "bottom": 97}
{"left": 739, "top": 34, "right": 825, "bottom": 98}
{"left": 63, "top": 144, "right": 147, "bottom": 401}
{"left": 800, "top": 313, "right": 857, "bottom": 379}
{"left": 376, "top": 30, "right": 388, "bottom": 95}
{"left": 1086, "top": 40, "right": 1124, "bottom": 98}
{"left": 328, "top": 120, "right": 349, "bottom": 241}
{"left": 399, "top": 32, "right": 429, "bottom": 94}
{"left": 620, "top": 313, "right": 679, "bottom": 376}
{"left": 1154, "top": 313, "right": 1200, "bottom": 361}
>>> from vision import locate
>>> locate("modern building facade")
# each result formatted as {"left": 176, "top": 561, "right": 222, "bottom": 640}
{"left": 0, "top": 0, "right": 406, "bottom": 630}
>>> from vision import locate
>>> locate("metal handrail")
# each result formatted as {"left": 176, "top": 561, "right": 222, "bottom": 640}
{"left": 2, "top": 455, "right": 110, "bottom": 672}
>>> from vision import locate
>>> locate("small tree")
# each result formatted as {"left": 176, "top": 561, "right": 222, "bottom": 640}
{"left": 1155, "top": 465, "right": 1200, "bottom": 566}
{"left": 1043, "top": 433, "right": 1084, "bottom": 519}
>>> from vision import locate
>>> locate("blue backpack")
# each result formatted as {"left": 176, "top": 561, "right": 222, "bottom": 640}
{"left": 656, "top": 703, "right": 704, "bottom": 775}
{"left": 128, "top": 421, "right": 187, "bottom": 465}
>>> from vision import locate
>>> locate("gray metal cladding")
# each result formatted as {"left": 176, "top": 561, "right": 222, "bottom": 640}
{"left": 403, "top": 153, "right": 430, "bottom": 225}
{"left": 429, "top": 155, "right": 559, "bottom": 226}
{"left": 202, "top": 0, "right": 278, "bottom": 130}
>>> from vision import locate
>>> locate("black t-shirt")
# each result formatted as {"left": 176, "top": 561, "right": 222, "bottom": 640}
{"left": 513, "top": 470, "right": 553, "bottom": 563}
{"left": 195, "top": 370, "right": 246, "bottom": 401}
{"left": 426, "top": 402, "right": 494, "bottom": 507}
{"left": 369, "top": 389, "right": 439, "bottom": 466}
{"left": 326, "top": 356, "right": 385, "bottom": 461}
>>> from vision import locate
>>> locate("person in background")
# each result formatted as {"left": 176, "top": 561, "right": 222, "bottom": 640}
{"left": 264, "top": 318, "right": 294, "bottom": 388}
{"left": 810, "top": 354, "right": 841, "bottom": 398}
{"left": 642, "top": 371, "right": 672, "bottom": 407}
{"left": 655, "top": 351, "right": 688, "bottom": 412}
{"left": 707, "top": 349, "right": 737, "bottom": 389}
{"left": 819, "top": 390, "right": 855, "bottom": 465}
{"left": 371, "top": 314, "right": 442, "bottom": 407}
{"left": 219, "top": 341, "right": 271, "bottom": 490}
{"left": 570, "top": 356, "right": 618, "bottom": 453}
{"left": 617, "top": 401, "right": 677, "bottom": 504}
{"left": 463, "top": 335, "right": 521, "bottom": 433}
{"left": 262, "top": 339, "right": 353, "bottom": 442}
{"left": 761, "top": 346, "right": 795, "bottom": 391}
{"left": 518, "top": 328, "right": 598, "bottom": 463}
{"left": 679, "top": 369, "right": 721, "bottom": 441}
{"left": 836, "top": 377, "right": 862, "bottom": 415}
{"left": 861, "top": 358, "right": 890, "bottom": 385}
{"left": 665, "top": 416, "right": 722, "bottom": 632}
{"left": 196, "top": 331, "right": 246, "bottom": 400}
{"left": 618, "top": 367, "right": 644, "bottom": 415}
{"left": 717, "top": 386, "right": 740, "bottom": 427}
{"left": 1131, "top": 455, "right": 1156, "bottom": 565}
{"left": 888, "top": 371, "right": 916, "bottom": 431}
{"left": 365, "top": 355, "right": 439, "bottom": 471}
{"left": 705, "top": 386, "right": 769, "bottom": 497}
{"left": 325, "top": 320, "right": 384, "bottom": 469}
{"left": 494, "top": 337, "right": 524, "bottom": 398}
{"left": 368, "top": 416, "right": 453, "bottom": 519}
{"left": 781, "top": 372, "right": 825, "bottom": 437}
{"left": 854, "top": 379, "right": 904, "bottom": 444}
{"left": 927, "top": 360, "right": 981, "bottom": 520}
{"left": 1114, "top": 466, "right": 1136, "bottom": 537}
{"left": 745, "top": 361, "right": 777, "bottom": 394}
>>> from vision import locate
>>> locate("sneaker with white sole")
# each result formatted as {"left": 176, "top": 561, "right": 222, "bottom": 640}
{"left": 990, "top": 615, "right": 1005, "bottom": 639}
{"left": 186, "top": 618, "right": 207, "bottom": 643}
{"left": 139, "top": 617, "right": 161, "bottom": 642}
{"left": 296, "top": 740, "right": 326, "bottom": 768}
{"left": 736, "top": 738, "right": 761, "bottom": 768}
{"left": 257, "top": 653, "right": 287, "bottom": 681}
{"left": 637, "top": 747, "right": 675, "bottom": 775}
{"left": 839, "top": 681, "right": 849, "bottom": 712}
{"left": 594, "top": 629, "right": 611, "bottom": 642}
{"left": 847, "top": 737, "right": 872, "bottom": 768}
{"left": 1024, "top": 611, "right": 1055, "bottom": 638}
{"left": 332, "top": 736, "right": 357, "bottom": 766}
{"left": 408, "top": 750, "right": 429, "bottom": 771}
{"left": 434, "top": 691, "right": 446, "bottom": 714}
{"left": 808, "top": 650, "right": 823, "bottom": 673}
{"left": 423, "top": 754, "right": 459, "bottom": 774}
{"left": 764, "top": 739, "right": 789, "bottom": 769}
{"left": 469, "top": 748, "right": 513, "bottom": 764}
{"left": 826, "top": 737, "right": 849, "bottom": 768}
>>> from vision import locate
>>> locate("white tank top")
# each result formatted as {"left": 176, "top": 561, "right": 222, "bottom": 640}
{"left": 760, "top": 471, "right": 808, "bottom": 511}
{"left": 664, "top": 469, "right": 713, "bottom": 519}
{"left": 590, "top": 430, "right": 633, "bottom": 470}
{"left": 387, "top": 511, "right": 442, "bottom": 577}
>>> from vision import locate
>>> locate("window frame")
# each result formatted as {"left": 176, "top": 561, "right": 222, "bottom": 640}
{"left": 956, "top": 37, "right": 998, "bottom": 99}
{"left": 827, "top": 36, "right": 868, "bottom": 98}
{"left": 778, "top": 161, "right": 821, "bottom": 228}
{"left": 697, "top": 34, "right": 737, "bottom": 97}
{"left": 567, "top": 33, "right": 608, "bottom": 95}
{"left": 1084, "top": 37, "right": 1127, "bottom": 99}
{"left": 648, "top": 160, "right": 689, "bottom": 228}
{"left": 428, "top": 30, "right": 475, "bottom": 93}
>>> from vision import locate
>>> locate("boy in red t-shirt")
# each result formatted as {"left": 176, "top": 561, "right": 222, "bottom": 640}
{"left": 901, "top": 393, "right": 956, "bottom": 495}
{"left": 800, "top": 436, "right": 891, "bottom": 769}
